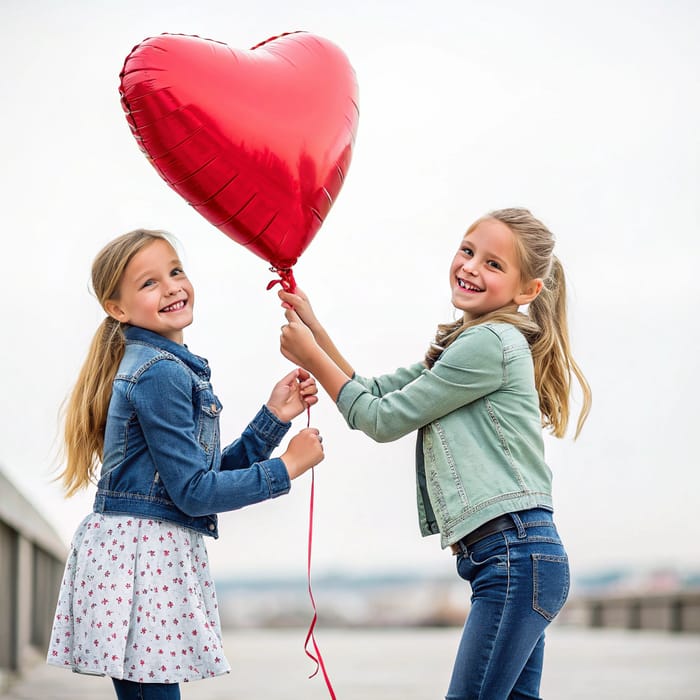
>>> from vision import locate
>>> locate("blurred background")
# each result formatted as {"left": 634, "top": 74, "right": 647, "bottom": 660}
{"left": 1, "top": 1, "right": 699, "bottom": 695}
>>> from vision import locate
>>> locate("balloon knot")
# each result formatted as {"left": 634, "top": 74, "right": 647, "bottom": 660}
{"left": 266, "top": 266, "right": 297, "bottom": 293}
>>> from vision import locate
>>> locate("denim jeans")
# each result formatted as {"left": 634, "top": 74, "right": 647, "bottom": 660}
{"left": 112, "top": 679, "right": 181, "bottom": 700}
{"left": 445, "top": 508, "right": 569, "bottom": 700}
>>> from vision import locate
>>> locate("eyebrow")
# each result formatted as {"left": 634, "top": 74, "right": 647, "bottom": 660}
{"left": 130, "top": 258, "right": 183, "bottom": 285}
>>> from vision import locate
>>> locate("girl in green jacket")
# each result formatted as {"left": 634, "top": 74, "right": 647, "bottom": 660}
{"left": 279, "top": 207, "right": 591, "bottom": 700}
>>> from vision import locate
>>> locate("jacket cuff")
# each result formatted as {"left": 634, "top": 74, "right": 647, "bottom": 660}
{"left": 251, "top": 405, "right": 291, "bottom": 446}
{"left": 261, "top": 457, "right": 292, "bottom": 497}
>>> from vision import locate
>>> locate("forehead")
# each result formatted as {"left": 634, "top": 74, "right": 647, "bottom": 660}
{"left": 464, "top": 218, "right": 516, "bottom": 256}
{"left": 123, "top": 239, "right": 179, "bottom": 278}
{"left": 128, "top": 239, "right": 178, "bottom": 268}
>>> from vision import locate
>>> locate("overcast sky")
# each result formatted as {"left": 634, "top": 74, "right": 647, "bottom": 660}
{"left": 1, "top": 0, "right": 698, "bottom": 584}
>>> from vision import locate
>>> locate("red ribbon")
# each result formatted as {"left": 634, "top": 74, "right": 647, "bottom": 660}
{"left": 302, "top": 405, "right": 336, "bottom": 698}
{"left": 269, "top": 277, "right": 336, "bottom": 697}
{"left": 266, "top": 266, "right": 298, "bottom": 293}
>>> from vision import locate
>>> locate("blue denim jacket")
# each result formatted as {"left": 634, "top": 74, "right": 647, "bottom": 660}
{"left": 93, "top": 326, "right": 291, "bottom": 538}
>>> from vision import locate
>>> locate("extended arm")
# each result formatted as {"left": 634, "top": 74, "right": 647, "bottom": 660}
{"left": 288, "top": 324, "right": 507, "bottom": 443}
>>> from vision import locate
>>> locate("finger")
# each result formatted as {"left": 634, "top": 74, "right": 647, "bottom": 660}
{"left": 296, "top": 367, "right": 311, "bottom": 381}
{"left": 280, "top": 367, "right": 300, "bottom": 384}
{"left": 284, "top": 307, "right": 301, "bottom": 323}
{"left": 278, "top": 289, "right": 300, "bottom": 305}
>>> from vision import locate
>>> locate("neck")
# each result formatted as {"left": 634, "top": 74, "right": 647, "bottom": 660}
{"left": 462, "top": 303, "right": 519, "bottom": 324}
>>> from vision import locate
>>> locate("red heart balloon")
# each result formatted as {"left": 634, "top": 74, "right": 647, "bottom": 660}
{"left": 119, "top": 32, "right": 359, "bottom": 282}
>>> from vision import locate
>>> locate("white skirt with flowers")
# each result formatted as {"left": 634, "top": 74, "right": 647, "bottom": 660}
{"left": 46, "top": 513, "right": 231, "bottom": 683}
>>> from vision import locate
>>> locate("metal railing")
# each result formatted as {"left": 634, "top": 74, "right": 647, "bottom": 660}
{"left": 0, "top": 468, "right": 66, "bottom": 690}
{"left": 562, "top": 591, "right": 700, "bottom": 633}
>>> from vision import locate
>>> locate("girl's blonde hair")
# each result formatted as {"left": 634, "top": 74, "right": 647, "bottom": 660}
{"left": 425, "top": 208, "right": 591, "bottom": 438}
{"left": 59, "top": 229, "right": 173, "bottom": 496}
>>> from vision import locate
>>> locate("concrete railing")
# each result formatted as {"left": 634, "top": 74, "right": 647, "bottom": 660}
{"left": 562, "top": 591, "right": 700, "bottom": 633}
{"left": 0, "top": 467, "right": 66, "bottom": 691}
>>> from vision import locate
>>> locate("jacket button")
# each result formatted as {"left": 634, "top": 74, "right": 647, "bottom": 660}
{"left": 208, "top": 523, "right": 216, "bottom": 531}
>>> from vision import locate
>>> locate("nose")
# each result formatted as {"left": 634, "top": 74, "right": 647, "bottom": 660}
{"left": 166, "top": 279, "right": 182, "bottom": 295}
{"left": 461, "top": 259, "right": 478, "bottom": 276}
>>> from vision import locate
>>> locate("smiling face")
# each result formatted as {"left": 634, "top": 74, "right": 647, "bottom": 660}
{"left": 450, "top": 217, "right": 542, "bottom": 321}
{"left": 104, "top": 238, "right": 194, "bottom": 343}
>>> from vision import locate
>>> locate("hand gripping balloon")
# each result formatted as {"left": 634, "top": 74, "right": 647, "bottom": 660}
{"left": 119, "top": 31, "right": 360, "bottom": 292}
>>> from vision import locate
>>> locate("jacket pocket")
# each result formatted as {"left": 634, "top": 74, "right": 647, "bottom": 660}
{"left": 532, "top": 553, "right": 570, "bottom": 621}
{"left": 197, "top": 395, "right": 222, "bottom": 454}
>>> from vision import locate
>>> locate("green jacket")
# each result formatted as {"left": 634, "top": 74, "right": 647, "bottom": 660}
{"left": 336, "top": 322, "right": 553, "bottom": 548}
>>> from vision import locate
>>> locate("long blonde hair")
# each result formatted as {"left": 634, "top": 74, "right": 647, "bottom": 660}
{"left": 424, "top": 208, "right": 591, "bottom": 438}
{"left": 59, "top": 229, "right": 173, "bottom": 496}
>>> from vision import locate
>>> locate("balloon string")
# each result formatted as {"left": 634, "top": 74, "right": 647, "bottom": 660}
{"left": 271, "top": 270, "right": 335, "bottom": 698}
{"left": 303, "top": 405, "right": 337, "bottom": 699}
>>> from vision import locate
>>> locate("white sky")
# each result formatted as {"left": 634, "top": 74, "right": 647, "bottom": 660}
{"left": 1, "top": 0, "right": 698, "bottom": 583}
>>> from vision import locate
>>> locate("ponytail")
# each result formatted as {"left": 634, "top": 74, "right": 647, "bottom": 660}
{"left": 60, "top": 317, "right": 125, "bottom": 496}
{"left": 527, "top": 257, "right": 591, "bottom": 438}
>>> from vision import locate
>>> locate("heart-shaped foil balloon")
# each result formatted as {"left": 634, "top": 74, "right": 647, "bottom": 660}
{"left": 119, "top": 32, "right": 360, "bottom": 287}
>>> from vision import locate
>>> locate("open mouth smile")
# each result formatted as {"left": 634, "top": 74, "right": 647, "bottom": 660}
{"left": 160, "top": 299, "right": 187, "bottom": 313}
{"left": 457, "top": 278, "right": 483, "bottom": 293}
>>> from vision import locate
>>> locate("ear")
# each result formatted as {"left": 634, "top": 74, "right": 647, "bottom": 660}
{"left": 104, "top": 300, "right": 129, "bottom": 324}
{"left": 514, "top": 278, "right": 543, "bottom": 306}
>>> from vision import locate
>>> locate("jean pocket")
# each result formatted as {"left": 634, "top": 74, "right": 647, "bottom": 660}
{"left": 532, "top": 553, "right": 570, "bottom": 621}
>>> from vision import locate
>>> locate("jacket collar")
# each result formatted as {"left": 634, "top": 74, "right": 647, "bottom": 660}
{"left": 123, "top": 325, "right": 210, "bottom": 379}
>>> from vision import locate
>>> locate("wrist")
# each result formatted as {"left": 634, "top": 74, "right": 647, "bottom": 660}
{"left": 264, "top": 402, "right": 293, "bottom": 426}
{"left": 305, "top": 345, "right": 328, "bottom": 372}
{"left": 265, "top": 403, "right": 282, "bottom": 420}
{"left": 280, "top": 453, "right": 300, "bottom": 480}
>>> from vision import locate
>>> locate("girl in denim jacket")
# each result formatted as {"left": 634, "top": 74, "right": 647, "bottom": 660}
{"left": 47, "top": 229, "right": 324, "bottom": 700}
{"left": 279, "top": 208, "right": 592, "bottom": 699}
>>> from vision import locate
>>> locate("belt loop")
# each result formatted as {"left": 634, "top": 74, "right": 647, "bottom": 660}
{"left": 510, "top": 512, "right": 526, "bottom": 539}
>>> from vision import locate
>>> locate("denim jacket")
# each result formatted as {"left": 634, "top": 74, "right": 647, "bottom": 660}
{"left": 336, "top": 322, "right": 553, "bottom": 548}
{"left": 93, "top": 326, "right": 291, "bottom": 538}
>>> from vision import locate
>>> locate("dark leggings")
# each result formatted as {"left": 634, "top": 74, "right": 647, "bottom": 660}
{"left": 112, "top": 678, "right": 181, "bottom": 700}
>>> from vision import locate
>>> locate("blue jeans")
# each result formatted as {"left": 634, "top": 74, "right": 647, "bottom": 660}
{"left": 446, "top": 508, "right": 569, "bottom": 700}
{"left": 112, "top": 679, "right": 181, "bottom": 700}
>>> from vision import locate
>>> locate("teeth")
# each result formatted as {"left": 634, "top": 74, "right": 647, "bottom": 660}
{"left": 458, "top": 279, "right": 480, "bottom": 292}
{"left": 162, "top": 300, "right": 185, "bottom": 312}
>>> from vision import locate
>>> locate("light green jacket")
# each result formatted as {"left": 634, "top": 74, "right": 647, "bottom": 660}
{"left": 336, "top": 322, "right": 553, "bottom": 548}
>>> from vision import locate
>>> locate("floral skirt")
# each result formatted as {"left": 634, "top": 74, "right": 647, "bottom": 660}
{"left": 46, "top": 513, "right": 231, "bottom": 683}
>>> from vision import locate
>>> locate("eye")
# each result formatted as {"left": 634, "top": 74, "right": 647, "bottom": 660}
{"left": 460, "top": 246, "right": 473, "bottom": 257}
{"left": 140, "top": 279, "right": 156, "bottom": 289}
{"left": 487, "top": 260, "right": 503, "bottom": 270}
{"left": 171, "top": 267, "right": 185, "bottom": 277}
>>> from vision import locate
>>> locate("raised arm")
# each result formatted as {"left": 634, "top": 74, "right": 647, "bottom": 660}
{"left": 278, "top": 288, "right": 355, "bottom": 378}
